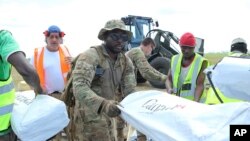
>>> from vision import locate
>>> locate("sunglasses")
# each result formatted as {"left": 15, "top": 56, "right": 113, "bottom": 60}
{"left": 109, "top": 33, "right": 129, "bottom": 42}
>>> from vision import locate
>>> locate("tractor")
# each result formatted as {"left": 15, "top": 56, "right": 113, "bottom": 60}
{"left": 121, "top": 15, "right": 204, "bottom": 89}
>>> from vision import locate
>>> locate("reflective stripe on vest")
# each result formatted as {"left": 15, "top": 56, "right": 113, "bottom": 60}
{"left": 34, "top": 45, "right": 71, "bottom": 89}
{"left": 0, "top": 77, "right": 15, "bottom": 131}
{"left": 0, "top": 82, "right": 14, "bottom": 94}
{"left": 171, "top": 53, "right": 204, "bottom": 100}
{"left": 0, "top": 104, "right": 13, "bottom": 116}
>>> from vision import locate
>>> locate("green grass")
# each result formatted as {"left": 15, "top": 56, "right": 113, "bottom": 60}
{"left": 204, "top": 52, "right": 228, "bottom": 65}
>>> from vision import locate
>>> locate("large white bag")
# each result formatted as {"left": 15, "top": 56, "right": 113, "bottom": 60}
{"left": 205, "top": 57, "right": 250, "bottom": 101}
{"left": 119, "top": 90, "right": 250, "bottom": 141}
{"left": 11, "top": 90, "right": 69, "bottom": 141}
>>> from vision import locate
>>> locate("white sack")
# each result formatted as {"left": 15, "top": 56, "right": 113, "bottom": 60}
{"left": 119, "top": 90, "right": 250, "bottom": 141}
{"left": 11, "top": 91, "right": 69, "bottom": 141}
{"left": 205, "top": 57, "right": 250, "bottom": 101}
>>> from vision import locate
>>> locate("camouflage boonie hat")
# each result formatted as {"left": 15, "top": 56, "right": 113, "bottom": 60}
{"left": 98, "top": 19, "right": 132, "bottom": 40}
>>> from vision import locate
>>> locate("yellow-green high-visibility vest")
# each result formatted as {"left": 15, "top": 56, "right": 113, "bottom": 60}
{"left": 171, "top": 53, "right": 206, "bottom": 102}
{"left": 0, "top": 76, "right": 15, "bottom": 132}
{"left": 205, "top": 87, "right": 242, "bottom": 105}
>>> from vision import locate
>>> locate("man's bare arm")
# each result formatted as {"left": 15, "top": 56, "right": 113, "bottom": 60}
{"left": 8, "top": 52, "right": 43, "bottom": 94}
{"left": 194, "top": 60, "right": 208, "bottom": 102}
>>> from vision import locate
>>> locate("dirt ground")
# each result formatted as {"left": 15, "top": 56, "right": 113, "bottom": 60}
{"left": 135, "top": 81, "right": 166, "bottom": 92}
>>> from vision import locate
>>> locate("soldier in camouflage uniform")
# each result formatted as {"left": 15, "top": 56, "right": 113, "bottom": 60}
{"left": 71, "top": 19, "right": 136, "bottom": 141}
{"left": 126, "top": 37, "right": 167, "bottom": 141}
{"left": 126, "top": 37, "right": 167, "bottom": 83}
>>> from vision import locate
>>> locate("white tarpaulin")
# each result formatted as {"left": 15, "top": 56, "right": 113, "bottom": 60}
{"left": 119, "top": 90, "right": 250, "bottom": 141}
{"left": 205, "top": 56, "right": 250, "bottom": 101}
{"left": 11, "top": 91, "right": 69, "bottom": 141}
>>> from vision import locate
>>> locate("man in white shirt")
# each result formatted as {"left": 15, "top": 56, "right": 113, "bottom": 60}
{"left": 30, "top": 25, "right": 72, "bottom": 98}
{"left": 30, "top": 25, "right": 72, "bottom": 140}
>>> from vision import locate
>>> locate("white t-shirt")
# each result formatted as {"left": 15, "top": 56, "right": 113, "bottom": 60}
{"left": 30, "top": 47, "right": 65, "bottom": 94}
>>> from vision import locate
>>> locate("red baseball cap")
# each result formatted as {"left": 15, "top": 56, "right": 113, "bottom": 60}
{"left": 179, "top": 32, "right": 196, "bottom": 48}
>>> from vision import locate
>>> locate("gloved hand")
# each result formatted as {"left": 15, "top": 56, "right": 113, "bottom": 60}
{"left": 101, "top": 100, "right": 121, "bottom": 117}
{"left": 167, "top": 88, "right": 173, "bottom": 94}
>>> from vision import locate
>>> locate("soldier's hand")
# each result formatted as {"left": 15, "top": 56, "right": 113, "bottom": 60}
{"left": 102, "top": 100, "right": 121, "bottom": 117}
{"left": 167, "top": 88, "right": 173, "bottom": 94}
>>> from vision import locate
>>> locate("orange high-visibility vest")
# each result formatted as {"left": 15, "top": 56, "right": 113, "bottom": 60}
{"left": 34, "top": 45, "right": 71, "bottom": 90}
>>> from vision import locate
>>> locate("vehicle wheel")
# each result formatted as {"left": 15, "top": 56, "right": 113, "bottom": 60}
{"left": 149, "top": 57, "right": 170, "bottom": 89}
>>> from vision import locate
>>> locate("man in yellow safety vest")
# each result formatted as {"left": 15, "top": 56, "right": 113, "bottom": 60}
{"left": 0, "top": 30, "right": 43, "bottom": 141}
{"left": 166, "top": 32, "right": 209, "bottom": 103}
{"left": 205, "top": 37, "right": 248, "bottom": 104}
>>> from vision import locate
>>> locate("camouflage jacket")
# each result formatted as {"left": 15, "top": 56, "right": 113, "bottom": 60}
{"left": 126, "top": 47, "right": 167, "bottom": 82}
{"left": 72, "top": 44, "right": 136, "bottom": 122}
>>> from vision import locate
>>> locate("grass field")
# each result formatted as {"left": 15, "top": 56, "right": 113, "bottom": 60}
{"left": 204, "top": 52, "right": 228, "bottom": 65}
{"left": 11, "top": 52, "right": 228, "bottom": 89}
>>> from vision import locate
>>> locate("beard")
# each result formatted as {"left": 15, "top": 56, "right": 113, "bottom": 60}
{"left": 105, "top": 43, "right": 125, "bottom": 54}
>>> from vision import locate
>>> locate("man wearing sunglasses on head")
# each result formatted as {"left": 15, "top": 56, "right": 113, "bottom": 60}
{"left": 71, "top": 19, "right": 136, "bottom": 141}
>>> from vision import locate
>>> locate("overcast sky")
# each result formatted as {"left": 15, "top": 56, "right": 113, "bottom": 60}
{"left": 1, "top": 0, "right": 250, "bottom": 57}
